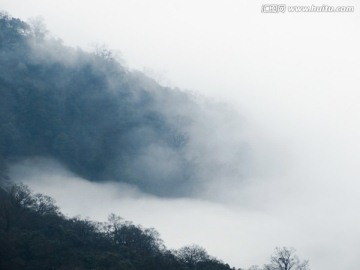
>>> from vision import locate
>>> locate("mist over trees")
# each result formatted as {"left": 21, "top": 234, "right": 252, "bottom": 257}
{"left": 0, "top": 12, "right": 203, "bottom": 196}
{"left": 0, "top": 183, "right": 311, "bottom": 270}
{"left": 0, "top": 12, "right": 313, "bottom": 270}
{"left": 0, "top": 11, "right": 250, "bottom": 197}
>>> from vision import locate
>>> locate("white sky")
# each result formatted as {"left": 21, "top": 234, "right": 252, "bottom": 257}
{"left": 3, "top": 0, "right": 360, "bottom": 269}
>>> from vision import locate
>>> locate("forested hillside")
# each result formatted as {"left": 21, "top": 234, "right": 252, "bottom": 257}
{"left": 0, "top": 183, "right": 234, "bottom": 270}
{"left": 0, "top": 12, "right": 199, "bottom": 196}
{"left": 0, "top": 13, "right": 239, "bottom": 269}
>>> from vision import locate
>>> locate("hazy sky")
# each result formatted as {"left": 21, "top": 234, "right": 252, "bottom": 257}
{"left": 3, "top": 0, "right": 360, "bottom": 269}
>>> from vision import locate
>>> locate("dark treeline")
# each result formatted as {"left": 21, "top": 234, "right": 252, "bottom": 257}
{"left": 0, "top": 12, "right": 198, "bottom": 196}
{"left": 0, "top": 183, "right": 234, "bottom": 270}
{"left": 0, "top": 183, "right": 311, "bottom": 270}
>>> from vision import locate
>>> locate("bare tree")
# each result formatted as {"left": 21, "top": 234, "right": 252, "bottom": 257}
{"left": 32, "top": 193, "right": 59, "bottom": 215}
{"left": 264, "top": 247, "right": 310, "bottom": 270}
{"left": 8, "top": 183, "right": 34, "bottom": 208}
{"left": 174, "top": 244, "right": 210, "bottom": 267}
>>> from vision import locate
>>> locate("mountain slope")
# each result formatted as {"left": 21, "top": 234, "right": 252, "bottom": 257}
{"left": 0, "top": 183, "right": 234, "bottom": 270}
{"left": 0, "top": 12, "right": 199, "bottom": 196}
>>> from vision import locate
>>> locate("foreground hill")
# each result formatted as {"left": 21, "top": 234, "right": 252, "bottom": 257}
{"left": 0, "top": 183, "right": 234, "bottom": 270}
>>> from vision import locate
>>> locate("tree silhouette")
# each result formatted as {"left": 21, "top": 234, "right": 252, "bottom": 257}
{"left": 264, "top": 247, "right": 310, "bottom": 270}
{"left": 174, "top": 244, "right": 210, "bottom": 267}
{"left": 0, "top": 183, "right": 234, "bottom": 270}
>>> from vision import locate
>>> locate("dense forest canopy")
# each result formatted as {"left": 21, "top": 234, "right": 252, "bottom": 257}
{"left": 0, "top": 11, "right": 204, "bottom": 196}
{"left": 0, "top": 183, "right": 235, "bottom": 270}
{"left": 0, "top": 183, "right": 310, "bottom": 270}
{"left": 0, "top": 11, "right": 249, "bottom": 197}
